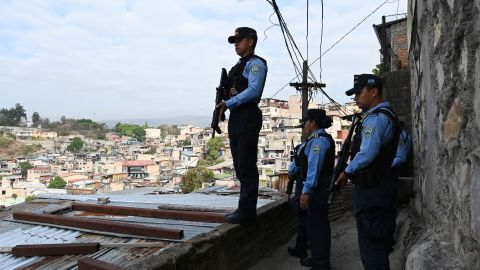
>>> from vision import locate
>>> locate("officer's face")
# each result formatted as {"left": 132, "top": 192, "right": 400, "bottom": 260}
{"left": 234, "top": 37, "right": 254, "bottom": 57}
{"left": 304, "top": 120, "right": 315, "bottom": 136}
{"left": 354, "top": 87, "right": 371, "bottom": 110}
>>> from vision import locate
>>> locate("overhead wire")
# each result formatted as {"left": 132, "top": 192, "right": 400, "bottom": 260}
{"left": 269, "top": 0, "right": 393, "bottom": 118}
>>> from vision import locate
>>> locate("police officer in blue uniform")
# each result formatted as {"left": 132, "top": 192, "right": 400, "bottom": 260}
{"left": 297, "top": 109, "right": 335, "bottom": 270}
{"left": 216, "top": 27, "right": 268, "bottom": 224}
{"left": 287, "top": 140, "right": 309, "bottom": 261}
{"left": 336, "top": 74, "right": 400, "bottom": 270}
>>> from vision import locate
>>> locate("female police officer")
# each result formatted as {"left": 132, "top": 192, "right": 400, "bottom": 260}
{"left": 298, "top": 109, "right": 335, "bottom": 270}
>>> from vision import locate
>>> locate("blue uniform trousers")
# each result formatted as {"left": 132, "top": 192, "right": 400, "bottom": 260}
{"left": 308, "top": 187, "right": 331, "bottom": 270}
{"left": 228, "top": 103, "right": 262, "bottom": 213}
{"left": 354, "top": 174, "right": 397, "bottom": 270}
{"left": 294, "top": 180, "right": 308, "bottom": 257}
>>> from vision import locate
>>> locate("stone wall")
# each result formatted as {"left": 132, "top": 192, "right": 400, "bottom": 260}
{"left": 404, "top": 0, "right": 480, "bottom": 268}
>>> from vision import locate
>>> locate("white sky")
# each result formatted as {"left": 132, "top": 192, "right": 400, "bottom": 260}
{"left": 0, "top": 0, "right": 407, "bottom": 121}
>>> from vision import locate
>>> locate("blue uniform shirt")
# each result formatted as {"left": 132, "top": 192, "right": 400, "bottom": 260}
{"left": 345, "top": 102, "right": 395, "bottom": 174}
{"left": 392, "top": 129, "right": 411, "bottom": 167}
{"left": 288, "top": 141, "right": 306, "bottom": 175}
{"left": 225, "top": 57, "right": 267, "bottom": 110}
{"left": 302, "top": 129, "right": 331, "bottom": 194}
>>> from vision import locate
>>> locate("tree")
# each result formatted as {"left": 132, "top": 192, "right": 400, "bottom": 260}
{"left": 19, "top": 162, "right": 33, "bottom": 178}
{"left": 372, "top": 63, "right": 384, "bottom": 77}
{"left": 0, "top": 103, "right": 26, "bottom": 126}
{"left": 114, "top": 123, "right": 146, "bottom": 142}
{"left": 180, "top": 166, "right": 214, "bottom": 193}
{"left": 182, "top": 138, "right": 191, "bottom": 146}
{"left": 48, "top": 176, "right": 66, "bottom": 189}
{"left": 205, "top": 137, "right": 225, "bottom": 165}
{"left": 67, "top": 137, "right": 84, "bottom": 152}
{"left": 11, "top": 194, "right": 17, "bottom": 200}
{"left": 60, "top": 115, "right": 67, "bottom": 124}
{"left": 31, "top": 112, "right": 41, "bottom": 127}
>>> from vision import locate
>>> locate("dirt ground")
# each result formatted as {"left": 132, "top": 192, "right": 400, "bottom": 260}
{"left": 249, "top": 212, "right": 364, "bottom": 270}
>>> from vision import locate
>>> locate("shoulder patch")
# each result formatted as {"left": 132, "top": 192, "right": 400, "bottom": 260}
{"left": 312, "top": 144, "right": 320, "bottom": 152}
{"left": 251, "top": 65, "right": 259, "bottom": 73}
{"left": 362, "top": 125, "right": 374, "bottom": 138}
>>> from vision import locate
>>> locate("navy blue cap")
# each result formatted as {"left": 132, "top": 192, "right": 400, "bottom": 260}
{"left": 300, "top": 109, "right": 328, "bottom": 122}
{"left": 228, "top": 27, "right": 257, "bottom": 44}
{"left": 345, "top": 74, "right": 382, "bottom": 96}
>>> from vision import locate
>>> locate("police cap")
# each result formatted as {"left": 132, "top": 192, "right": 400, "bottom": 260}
{"left": 345, "top": 74, "right": 382, "bottom": 96}
{"left": 228, "top": 27, "right": 257, "bottom": 44}
{"left": 300, "top": 109, "right": 328, "bottom": 123}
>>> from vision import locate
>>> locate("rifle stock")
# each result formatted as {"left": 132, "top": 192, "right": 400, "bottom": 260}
{"left": 327, "top": 113, "right": 360, "bottom": 205}
{"left": 211, "top": 68, "right": 229, "bottom": 137}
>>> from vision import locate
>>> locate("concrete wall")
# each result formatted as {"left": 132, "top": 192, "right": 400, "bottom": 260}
{"left": 406, "top": 0, "right": 480, "bottom": 268}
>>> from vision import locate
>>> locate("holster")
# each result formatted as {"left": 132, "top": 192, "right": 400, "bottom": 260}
{"left": 350, "top": 168, "right": 382, "bottom": 188}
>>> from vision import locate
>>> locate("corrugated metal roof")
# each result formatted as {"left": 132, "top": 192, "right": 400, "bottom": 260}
{"left": 36, "top": 193, "right": 274, "bottom": 209}
{"left": 0, "top": 226, "right": 82, "bottom": 270}
{"left": 0, "top": 192, "right": 277, "bottom": 269}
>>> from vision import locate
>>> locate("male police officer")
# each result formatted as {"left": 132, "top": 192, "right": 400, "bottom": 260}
{"left": 336, "top": 74, "right": 400, "bottom": 270}
{"left": 287, "top": 140, "right": 309, "bottom": 261}
{"left": 298, "top": 109, "right": 335, "bottom": 270}
{"left": 216, "top": 27, "right": 267, "bottom": 224}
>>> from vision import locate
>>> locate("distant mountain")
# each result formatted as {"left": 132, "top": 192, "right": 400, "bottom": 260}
{"left": 100, "top": 115, "right": 212, "bottom": 128}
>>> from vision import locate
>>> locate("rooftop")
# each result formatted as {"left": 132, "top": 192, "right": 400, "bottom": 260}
{"left": 0, "top": 187, "right": 278, "bottom": 269}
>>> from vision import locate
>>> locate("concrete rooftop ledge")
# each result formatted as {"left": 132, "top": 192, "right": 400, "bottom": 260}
{"left": 125, "top": 198, "right": 296, "bottom": 270}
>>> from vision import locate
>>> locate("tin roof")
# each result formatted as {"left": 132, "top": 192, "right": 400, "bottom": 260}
{"left": 0, "top": 190, "right": 277, "bottom": 269}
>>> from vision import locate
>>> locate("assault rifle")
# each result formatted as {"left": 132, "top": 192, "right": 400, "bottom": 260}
{"left": 327, "top": 113, "right": 360, "bottom": 205}
{"left": 211, "top": 68, "right": 229, "bottom": 138}
{"left": 286, "top": 139, "right": 296, "bottom": 198}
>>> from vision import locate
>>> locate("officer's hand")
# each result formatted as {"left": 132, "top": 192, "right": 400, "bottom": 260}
{"left": 335, "top": 172, "right": 348, "bottom": 188}
{"left": 300, "top": 193, "right": 309, "bottom": 209}
{"left": 216, "top": 101, "right": 227, "bottom": 115}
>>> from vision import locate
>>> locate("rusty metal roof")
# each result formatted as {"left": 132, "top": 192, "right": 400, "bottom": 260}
{"left": 0, "top": 192, "right": 277, "bottom": 269}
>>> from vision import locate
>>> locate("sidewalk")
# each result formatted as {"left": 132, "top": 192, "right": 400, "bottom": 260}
{"left": 249, "top": 212, "right": 363, "bottom": 270}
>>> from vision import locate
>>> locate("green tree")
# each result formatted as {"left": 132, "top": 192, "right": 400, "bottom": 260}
{"left": 180, "top": 166, "right": 214, "bottom": 193}
{"left": 48, "top": 176, "right": 67, "bottom": 189}
{"left": 182, "top": 138, "right": 191, "bottom": 146}
{"left": 114, "top": 123, "right": 146, "bottom": 142}
{"left": 372, "top": 63, "right": 384, "bottom": 77}
{"left": 67, "top": 137, "right": 84, "bottom": 152}
{"left": 11, "top": 194, "right": 17, "bottom": 200}
{"left": 31, "top": 112, "right": 41, "bottom": 127}
{"left": 206, "top": 137, "right": 225, "bottom": 165}
{"left": 19, "top": 162, "right": 33, "bottom": 178}
{"left": 0, "top": 103, "right": 26, "bottom": 126}
{"left": 25, "top": 195, "right": 37, "bottom": 203}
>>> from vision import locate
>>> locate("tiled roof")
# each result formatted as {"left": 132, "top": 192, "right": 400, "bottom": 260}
{"left": 122, "top": 160, "right": 154, "bottom": 167}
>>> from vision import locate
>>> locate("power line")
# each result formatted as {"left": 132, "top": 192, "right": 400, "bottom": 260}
{"left": 319, "top": 0, "right": 324, "bottom": 82}
{"left": 306, "top": 0, "right": 309, "bottom": 62}
{"left": 270, "top": 0, "right": 392, "bottom": 102}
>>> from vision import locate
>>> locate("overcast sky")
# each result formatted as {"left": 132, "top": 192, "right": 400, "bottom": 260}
{"left": 0, "top": 0, "right": 407, "bottom": 121}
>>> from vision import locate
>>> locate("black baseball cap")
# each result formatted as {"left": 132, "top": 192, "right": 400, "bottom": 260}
{"left": 228, "top": 27, "right": 257, "bottom": 44}
{"left": 300, "top": 109, "right": 328, "bottom": 122}
{"left": 345, "top": 74, "right": 382, "bottom": 96}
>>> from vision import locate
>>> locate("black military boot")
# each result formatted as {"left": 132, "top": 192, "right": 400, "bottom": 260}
{"left": 225, "top": 210, "right": 256, "bottom": 224}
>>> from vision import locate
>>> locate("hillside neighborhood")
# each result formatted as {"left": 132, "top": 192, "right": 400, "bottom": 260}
{"left": 0, "top": 96, "right": 357, "bottom": 207}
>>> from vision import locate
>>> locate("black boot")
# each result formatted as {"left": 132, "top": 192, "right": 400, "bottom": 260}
{"left": 225, "top": 211, "right": 256, "bottom": 224}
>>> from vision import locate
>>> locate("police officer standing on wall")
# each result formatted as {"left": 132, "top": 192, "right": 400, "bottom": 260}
{"left": 298, "top": 109, "right": 335, "bottom": 270}
{"left": 216, "top": 27, "right": 268, "bottom": 224}
{"left": 336, "top": 74, "right": 400, "bottom": 270}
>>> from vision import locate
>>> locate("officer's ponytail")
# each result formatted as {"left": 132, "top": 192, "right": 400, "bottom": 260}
{"left": 315, "top": 116, "right": 333, "bottom": 129}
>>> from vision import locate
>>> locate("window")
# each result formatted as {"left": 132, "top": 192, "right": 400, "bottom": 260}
{"left": 1, "top": 190, "right": 5, "bottom": 195}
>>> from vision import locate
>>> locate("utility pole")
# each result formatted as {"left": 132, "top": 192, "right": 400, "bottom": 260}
{"left": 290, "top": 60, "right": 326, "bottom": 141}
